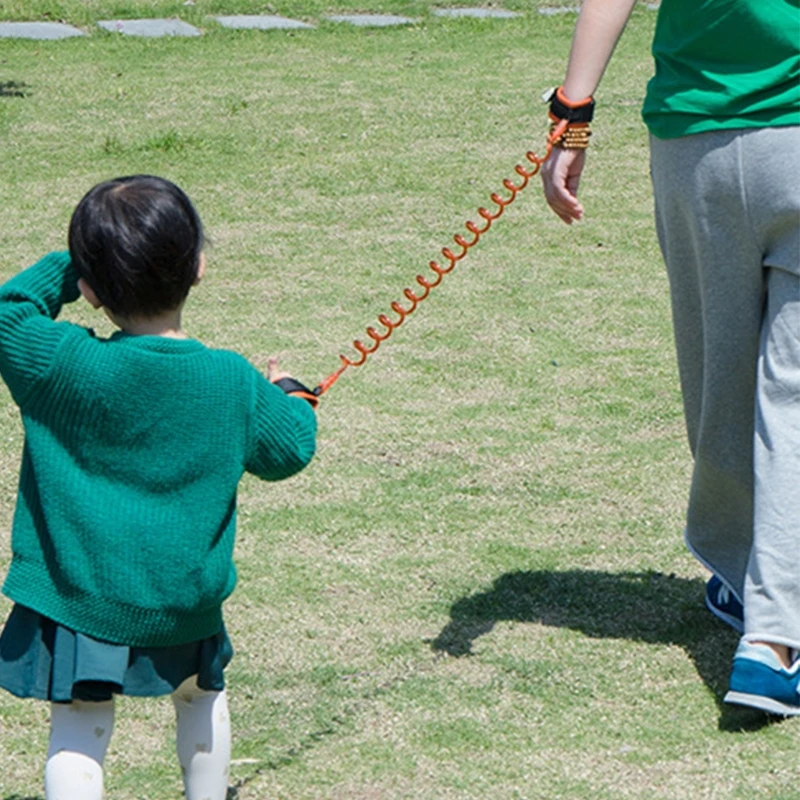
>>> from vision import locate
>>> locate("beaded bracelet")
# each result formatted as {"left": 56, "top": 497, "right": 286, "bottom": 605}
{"left": 549, "top": 121, "right": 592, "bottom": 150}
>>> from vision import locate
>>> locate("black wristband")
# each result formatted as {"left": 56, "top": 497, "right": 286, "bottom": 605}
{"left": 274, "top": 377, "right": 319, "bottom": 408}
{"left": 548, "top": 86, "right": 595, "bottom": 124}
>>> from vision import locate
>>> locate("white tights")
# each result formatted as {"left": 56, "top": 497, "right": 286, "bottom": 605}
{"left": 45, "top": 676, "right": 231, "bottom": 800}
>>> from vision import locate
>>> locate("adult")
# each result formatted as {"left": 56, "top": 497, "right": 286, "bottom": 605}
{"left": 541, "top": 0, "right": 800, "bottom": 715}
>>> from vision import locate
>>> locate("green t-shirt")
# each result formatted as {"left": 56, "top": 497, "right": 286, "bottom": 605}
{"left": 642, "top": 0, "right": 800, "bottom": 138}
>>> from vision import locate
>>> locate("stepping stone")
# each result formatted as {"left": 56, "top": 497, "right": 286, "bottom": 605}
{"left": 216, "top": 15, "right": 314, "bottom": 30}
{"left": 97, "top": 19, "right": 201, "bottom": 37}
{"left": 433, "top": 8, "right": 521, "bottom": 18}
{"left": 324, "top": 14, "right": 419, "bottom": 27}
{"left": 0, "top": 21, "right": 85, "bottom": 39}
{"left": 538, "top": 6, "right": 581, "bottom": 14}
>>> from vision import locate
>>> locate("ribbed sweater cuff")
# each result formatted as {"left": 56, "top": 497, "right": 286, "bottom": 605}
{"left": 0, "top": 251, "right": 81, "bottom": 316}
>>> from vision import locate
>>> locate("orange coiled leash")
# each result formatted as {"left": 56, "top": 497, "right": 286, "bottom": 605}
{"left": 312, "top": 119, "right": 569, "bottom": 399}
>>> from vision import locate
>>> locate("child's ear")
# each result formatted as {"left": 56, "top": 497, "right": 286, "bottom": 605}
{"left": 78, "top": 278, "right": 103, "bottom": 309}
{"left": 193, "top": 252, "right": 206, "bottom": 286}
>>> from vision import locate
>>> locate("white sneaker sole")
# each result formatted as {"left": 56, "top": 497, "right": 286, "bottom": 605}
{"left": 724, "top": 690, "right": 800, "bottom": 717}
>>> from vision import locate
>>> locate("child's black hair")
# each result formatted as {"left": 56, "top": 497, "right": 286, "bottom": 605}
{"left": 68, "top": 175, "right": 205, "bottom": 318}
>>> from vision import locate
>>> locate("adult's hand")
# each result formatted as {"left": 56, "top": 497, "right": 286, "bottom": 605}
{"left": 541, "top": 147, "right": 586, "bottom": 225}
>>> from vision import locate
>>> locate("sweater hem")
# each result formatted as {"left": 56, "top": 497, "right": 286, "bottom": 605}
{"left": 3, "top": 559, "right": 225, "bottom": 648}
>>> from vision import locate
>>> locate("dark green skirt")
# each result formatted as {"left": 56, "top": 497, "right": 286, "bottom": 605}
{"left": 0, "top": 604, "right": 233, "bottom": 703}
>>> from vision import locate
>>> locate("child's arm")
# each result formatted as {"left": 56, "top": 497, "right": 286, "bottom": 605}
{"left": 245, "top": 370, "right": 318, "bottom": 481}
{"left": 0, "top": 251, "right": 82, "bottom": 405}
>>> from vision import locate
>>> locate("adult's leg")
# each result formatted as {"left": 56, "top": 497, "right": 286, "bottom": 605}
{"left": 745, "top": 126, "right": 800, "bottom": 651}
{"left": 171, "top": 675, "right": 231, "bottom": 800}
{"left": 45, "top": 699, "right": 115, "bottom": 800}
{"left": 745, "top": 268, "right": 800, "bottom": 650}
{"left": 650, "top": 130, "right": 766, "bottom": 600}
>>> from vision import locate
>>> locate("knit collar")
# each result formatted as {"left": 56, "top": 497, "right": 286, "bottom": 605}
{"left": 107, "top": 331, "right": 206, "bottom": 352}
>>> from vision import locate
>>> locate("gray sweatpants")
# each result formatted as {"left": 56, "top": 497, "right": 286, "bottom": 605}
{"left": 650, "top": 126, "right": 800, "bottom": 648}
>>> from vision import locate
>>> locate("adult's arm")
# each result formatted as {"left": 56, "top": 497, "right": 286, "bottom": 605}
{"left": 541, "top": 0, "right": 638, "bottom": 224}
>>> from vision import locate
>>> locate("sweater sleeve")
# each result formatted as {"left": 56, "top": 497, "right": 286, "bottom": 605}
{"left": 0, "top": 251, "right": 82, "bottom": 406}
{"left": 245, "top": 371, "right": 318, "bottom": 481}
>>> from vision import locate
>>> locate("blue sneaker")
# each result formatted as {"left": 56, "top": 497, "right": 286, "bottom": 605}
{"left": 724, "top": 641, "right": 800, "bottom": 716}
{"left": 705, "top": 575, "right": 744, "bottom": 633}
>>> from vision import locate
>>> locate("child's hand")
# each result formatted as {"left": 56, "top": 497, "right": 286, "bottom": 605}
{"left": 267, "top": 356, "right": 291, "bottom": 384}
{"left": 268, "top": 357, "right": 320, "bottom": 409}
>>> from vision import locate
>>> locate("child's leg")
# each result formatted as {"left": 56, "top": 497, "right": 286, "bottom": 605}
{"left": 45, "top": 699, "right": 115, "bottom": 800}
{"left": 171, "top": 675, "right": 231, "bottom": 800}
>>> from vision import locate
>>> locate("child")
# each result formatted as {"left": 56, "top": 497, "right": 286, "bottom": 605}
{"left": 0, "top": 175, "right": 319, "bottom": 798}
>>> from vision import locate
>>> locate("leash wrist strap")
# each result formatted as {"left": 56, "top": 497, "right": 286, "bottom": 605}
{"left": 274, "top": 377, "right": 320, "bottom": 409}
{"left": 545, "top": 86, "right": 594, "bottom": 149}
{"left": 547, "top": 86, "right": 594, "bottom": 123}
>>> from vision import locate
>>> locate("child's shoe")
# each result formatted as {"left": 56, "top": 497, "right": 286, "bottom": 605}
{"left": 724, "top": 640, "right": 800, "bottom": 716}
{"left": 705, "top": 575, "right": 744, "bottom": 633}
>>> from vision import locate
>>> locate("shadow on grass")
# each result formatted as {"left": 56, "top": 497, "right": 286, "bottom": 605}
{"left": 430, "top": 568, "right": 777, "bottom": 733}
{"left": 0, "top": 81, "right": 29, "bottom": 98}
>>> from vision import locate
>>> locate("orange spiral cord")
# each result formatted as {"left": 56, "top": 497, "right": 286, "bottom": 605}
{"left": 313, "top": 120, "right": 568, "bottom": 397}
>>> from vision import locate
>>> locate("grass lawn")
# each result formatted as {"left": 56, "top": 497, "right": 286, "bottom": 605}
{"left": 1, "top": 2, "right": 798, "bottom": 799}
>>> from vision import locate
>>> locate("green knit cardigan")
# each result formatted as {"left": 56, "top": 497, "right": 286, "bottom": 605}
{"left": 0, "top": 252, "right": 317, "bottom": 647}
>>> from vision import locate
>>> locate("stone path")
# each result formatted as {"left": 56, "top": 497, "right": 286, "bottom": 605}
{"left": 95, "top": 18, "right": 202, "bottom": 37}
{"left": 0, "top": 7, "right": 657, "bottom": 39}
{"left": 0, "top": 21, "right": 85, "bottom": 39}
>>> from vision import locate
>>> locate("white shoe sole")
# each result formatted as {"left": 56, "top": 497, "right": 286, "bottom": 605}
{"left": 724, "top": 690, "right": 800, "bottom": 717}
